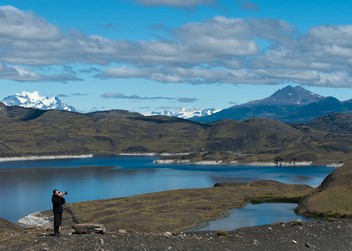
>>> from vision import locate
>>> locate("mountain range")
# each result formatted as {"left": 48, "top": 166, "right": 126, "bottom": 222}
{"left": 2, "top": 91, "right": 77, "bottom": 112}
{"left": 193, "top": 86, "right": 352, "bottom": 123}
{"left": 2, "top": 86, "right": 351, "bottom": 123}
{"left": 150, "top": 107, "right": 219, "bottom": 119}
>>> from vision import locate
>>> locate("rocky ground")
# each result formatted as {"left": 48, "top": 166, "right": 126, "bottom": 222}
{"left": 1, "top": 218, "right": 352, "bottom": 251}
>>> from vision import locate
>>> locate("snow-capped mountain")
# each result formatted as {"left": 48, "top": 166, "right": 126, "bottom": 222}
{"left": 2, "top": 91, "right": 77, "bottom": 112}
{"left": 150, "top": 107, "right": 220, "bottom": 119}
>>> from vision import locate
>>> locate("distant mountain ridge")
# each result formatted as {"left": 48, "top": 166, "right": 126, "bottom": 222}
{"left": 245, "top": 85, "right": 324, "bottom": 106}
{"left": 194, "top": 86, "right": 352, "bottom": 123}
{"left": 150, "top": 107, "right": 220, "bottom": 119}
{"left": 295, "top": 113, "right": 352, "bottom": 134}
{"left": 2, "top": 91, "right": 76, "bottom": 112}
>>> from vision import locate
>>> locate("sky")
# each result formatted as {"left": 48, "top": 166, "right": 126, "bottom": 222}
{"left": 0, "top": 0, "right": 352, "bottom": 114}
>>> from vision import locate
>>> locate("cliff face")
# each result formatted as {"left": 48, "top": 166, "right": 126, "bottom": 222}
{"left": 296, "top": 164, "right": 352, "bottom": 217}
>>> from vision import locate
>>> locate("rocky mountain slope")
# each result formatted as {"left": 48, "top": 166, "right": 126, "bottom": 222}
{"left": 194, "top": 86, "right": 352, "bottom": 123}
{"left": 246, "top": 85, "right": 324, "bottom": 106}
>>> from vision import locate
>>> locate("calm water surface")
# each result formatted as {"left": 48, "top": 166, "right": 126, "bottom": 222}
{"left": 0, "top": 156, "right": 333, "bottom": 222}
{"left": 190, "top": 202, "right": 312, "bottom": 232}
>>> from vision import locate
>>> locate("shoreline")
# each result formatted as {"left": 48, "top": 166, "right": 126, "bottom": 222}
{"left": 0, "top": 152, "right": 343, "bottom": 167}
{"left": 0, "top": 154, "right": 93, "bottom": 163}
{"left": 153, "top": 159, "right": 320, "bottom": 167}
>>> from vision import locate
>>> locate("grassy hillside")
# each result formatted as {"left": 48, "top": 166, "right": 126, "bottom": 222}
{"left": 1, "top": 104, "right": 352, "bottom": 163}
{"left": 296, "top": 163, "right": 352, "bottom": 217}
{"left": 62, "top": 181, "right": 312, "bottom": 233}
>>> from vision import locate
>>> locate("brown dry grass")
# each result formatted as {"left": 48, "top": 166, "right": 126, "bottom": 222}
{"left": 68, "top": 180, "right": 312, "bottom": 233}
{"left": 296, "top": 163, "right": 352, "bottom": 218}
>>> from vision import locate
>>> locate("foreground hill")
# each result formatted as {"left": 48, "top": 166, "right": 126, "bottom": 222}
{"left": 296, "top": 163, "right": 352, "bottom": 217}
{"left": 1, "top": 102, "right": 352, "bottom": 163}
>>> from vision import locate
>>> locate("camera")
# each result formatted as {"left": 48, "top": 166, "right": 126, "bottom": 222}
{"left": 60, "top": 191, "right": 68, "bottom": 196}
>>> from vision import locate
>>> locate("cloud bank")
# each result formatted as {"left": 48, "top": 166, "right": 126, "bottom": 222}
{"left": 1, "top": 5, "right": 352, "bottom": 87}
{"left": 101, "top": 92, "right": 197, "bottom": 103}
{"left": 101, "top": 92, "right": 174, "bottom": 100}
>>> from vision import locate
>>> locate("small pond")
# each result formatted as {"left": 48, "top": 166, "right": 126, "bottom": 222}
{"left": 190, "top": 202, "right": 313, "bottom": 231}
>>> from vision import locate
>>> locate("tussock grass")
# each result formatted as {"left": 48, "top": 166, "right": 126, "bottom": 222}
{"left": 296, "top": 164, "right": 352, "bottom": 218}
{"left": 67, "top": 180, "right": 313, "bottom": 233}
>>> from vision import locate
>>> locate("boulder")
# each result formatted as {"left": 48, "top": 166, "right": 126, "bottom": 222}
{"left": 72, "top": 223, "right": 106, "bottom": 234}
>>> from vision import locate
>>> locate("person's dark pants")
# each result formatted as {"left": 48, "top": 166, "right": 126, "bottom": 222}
{"left": 53, "top": 211, "right": 63, "bottom": 236}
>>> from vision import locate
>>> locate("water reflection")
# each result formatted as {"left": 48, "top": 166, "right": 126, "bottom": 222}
{"left": 190, "top": 202, "right": 313, "bottom": 232}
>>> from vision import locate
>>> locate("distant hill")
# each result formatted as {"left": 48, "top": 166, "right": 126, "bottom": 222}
{"left": 1, "top": 103, "right": 352, "bottom": 164}
{"left": 193, "top": 86, "right": 352, "bottom": 123}
{"left": 2, "top": 91, "right": 76, "bottom": 112}
{"left": 294, "top": 113, "right": 352, "bottom": 134}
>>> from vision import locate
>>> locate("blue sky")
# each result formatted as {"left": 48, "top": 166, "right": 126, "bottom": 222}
{"left": 1, "top": 0, "right": 352, "bottom": 113}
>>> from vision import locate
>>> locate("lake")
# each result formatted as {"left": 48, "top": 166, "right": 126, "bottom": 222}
{"left": 189, "top": 202, "right": 313, "bottom": 232}
{"left": 0, "top": 156, "right": 333, "bottom": 222}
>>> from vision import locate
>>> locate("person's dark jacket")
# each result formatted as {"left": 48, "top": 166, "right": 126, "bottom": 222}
{"left": 52, "top": 195, "right": 66, "bottom": 213}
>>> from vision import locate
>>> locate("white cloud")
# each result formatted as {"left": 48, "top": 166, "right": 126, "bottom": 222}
{"left": 1, "top": 6, "right": 352, "bottom": 87}
{"left": 305, "top": 25, "right": 352, "bottom": 47}
{"left": 102, "top": 67, "right": 146, "bottom": 78}
{"left": 0, "top": 5, "right": 60, "bottom": 40}
{"left": 0, "top": 63, "right": 81, "bottom": 82}
{"left": 0, "top": 63, "right": 42, "bottom": 81}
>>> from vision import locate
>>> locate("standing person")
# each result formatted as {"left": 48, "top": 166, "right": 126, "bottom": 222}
{"left": 52, "top": 189, "right": 66, "bottom": 237}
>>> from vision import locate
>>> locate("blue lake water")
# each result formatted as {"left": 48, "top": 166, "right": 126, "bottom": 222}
{"left": 190, "top": 202, "right": 312, "bottom": 232}
{"left": 0, "top": 156, "right": 333, "bottom": 223}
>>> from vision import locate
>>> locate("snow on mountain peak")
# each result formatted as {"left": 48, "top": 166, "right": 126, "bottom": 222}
{"left": 2, "top": 91, "right": 77, "bottom": 112}
{"left": 149, "top": 107, "right": 220, "bottom": 119}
